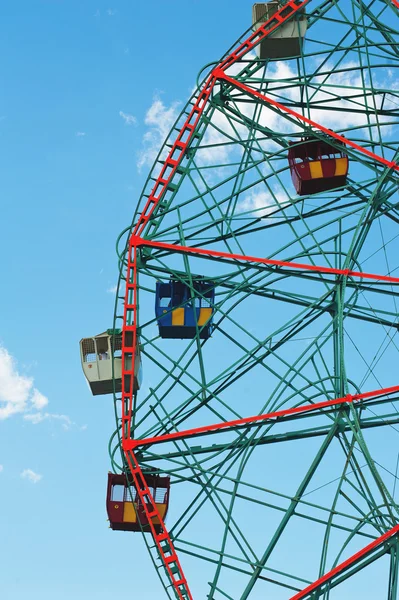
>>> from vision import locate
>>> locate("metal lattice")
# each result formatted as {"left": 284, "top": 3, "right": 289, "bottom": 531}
{"left": 108, "top": 1, "right": 399, "bottom": 598}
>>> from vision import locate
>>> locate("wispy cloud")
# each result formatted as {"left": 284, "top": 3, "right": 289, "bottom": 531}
{"left": 0, "top": 465, "right": 3, "bottom": 473}
{"left": 24, "top": 412, "right": 76, "bottom": 430}
{"left": 119, "top": 110, "right": 136, "bottom": 126}
{"left": 238, "top": 186, "right": 290, "bottom": 217}
{"left": 76, "top": 131, "right": 86, "bottom": 137}
{"left": 106, "top": 285, "right": 117, "bottom": 294}
{"left": 137, "top": 94, "right": 181, "bottom": 171}
{"left": 21, "top": 469, "right": 42, "bottom": 484}
{"left": 106, "top": 8, "right": 116, "bottom": 16}
{"left": 0, "top": 346, "right": 49, "bottom": 420}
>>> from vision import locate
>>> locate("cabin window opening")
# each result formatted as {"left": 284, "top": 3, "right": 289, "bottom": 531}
{"left": 160, "top": 297, "right": 170, "bottom": 308}
{"left": 110, "top": 334, "right": 122, "bottom": 358}
{"left": 202, "top": 296, "right": 212, "bottom": 308}
{"left": 97, "top": 336, "right": 109, "bottom": 360}
{"left": 153, "top": 487, "right": 167, "bottom": 503}
{"left": 111, "top": 484, "right": 125, "bottom": 502}
{"left": 82, "top": 338, "right": 96, "bottom": 363}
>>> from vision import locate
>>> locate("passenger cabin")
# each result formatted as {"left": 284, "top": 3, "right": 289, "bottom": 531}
{"left": 107, "top": 472, "right": 170, "bottom": 533}
{"left": 252, "top": 2, "right": 307, "bottom": 59}
{"left": 80, "top": 329, "right": 142, "bottom": 396}
{"left": 155, "top": 278, "right": 215, "bottom": 339}
{"left": 288, "top": 137, "right": 349, "bottom": 196}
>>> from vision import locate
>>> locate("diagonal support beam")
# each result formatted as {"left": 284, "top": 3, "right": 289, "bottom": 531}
{"left": 123, "top": 385, "right": 399, "bottom": 451}
{"left": 131, "top": 236, "right": 399, "bottom": 285}
{"left": 237, "top": 426, "right": 338, "bottom": 599}
{"left": 123, "top": 450, "right": 194, "bottom": 600}
{"left": 213, "top": 71, "right": 399, "bottom": 174}
{"left": 290, "top": 523, "right": 399, "bottom": 599}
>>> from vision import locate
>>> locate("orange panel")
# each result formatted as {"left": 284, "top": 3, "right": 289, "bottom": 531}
{"left": 335, "top": 157, "right": 348, "bottom": 176}
{"left": 309, "top": 160, "right": 323, "bottom": 179}
{"left": 198, "top": 308, "right": 212, "bottom": 326}
{"left": 151, "top": 503, "right": 167, "bottom": 525}
{"left": 172, "top": 308, "right": 185, "bottom": 326}
{"left": 123, "top": 501, "right": 137, "bottom": 523}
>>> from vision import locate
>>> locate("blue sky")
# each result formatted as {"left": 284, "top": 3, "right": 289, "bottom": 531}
{"left": 0, "top": 2, "right": 263, "bottom": 599}
{"left": 1, "top": 1, "right": 399, "bottom": 599}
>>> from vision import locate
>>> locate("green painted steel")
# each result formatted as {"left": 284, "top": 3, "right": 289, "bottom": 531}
{"left": 109, "top": 0, "right": 399, "bottom": 597}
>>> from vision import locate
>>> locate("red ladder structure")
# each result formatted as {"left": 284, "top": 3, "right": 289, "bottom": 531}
{"left": 119, "top": 0, "right": 399, "bottom": 597}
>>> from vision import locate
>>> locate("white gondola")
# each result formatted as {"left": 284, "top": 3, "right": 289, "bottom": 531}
{"left": 80, "top": 329, "right": 142, "bottom": 396}
{"left": 252, "top": 2, "right": 307, "bottom": 59}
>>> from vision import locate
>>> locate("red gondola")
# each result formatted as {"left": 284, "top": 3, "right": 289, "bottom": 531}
{"left": 288, "top": 136, "right": 348, "bottom": 196}
{"left": 106, "top": 472, "right": 170, "bottom": 533}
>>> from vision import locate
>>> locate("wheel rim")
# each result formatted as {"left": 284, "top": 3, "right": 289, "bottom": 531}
{"left": 110, "top": 1, "right": 399, "bottom": 598}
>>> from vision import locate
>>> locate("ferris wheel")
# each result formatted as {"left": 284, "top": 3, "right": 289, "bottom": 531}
{"left": 81, "top": 1, "right": 399, "bottom": 598}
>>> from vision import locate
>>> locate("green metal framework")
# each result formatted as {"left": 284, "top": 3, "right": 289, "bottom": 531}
{"left": 109, "top": 0, "right": 399, "bottom": 597}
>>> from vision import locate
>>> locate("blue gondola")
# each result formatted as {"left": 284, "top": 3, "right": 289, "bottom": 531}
{"left": 155, "top": 278, "right": 215, "bottom": 339}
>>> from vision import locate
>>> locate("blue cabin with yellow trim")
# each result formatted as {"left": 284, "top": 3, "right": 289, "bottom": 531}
{"left": 155, "top": 279, "right": 215, "bottom": 339}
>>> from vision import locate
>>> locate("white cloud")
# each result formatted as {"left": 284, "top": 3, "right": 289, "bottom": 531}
{"left": 23, "top": 413, "right": 46, "bottom": 425}
{"left": 76, "top": 131, "right": 86, "bottom": 137}
{"left": 238, "top": 186, "right": 290, "bottom": 217}
{"left": 119, "top": 110, "right": 136, "bottom": 126}
{"left": 31, "top": 389, "right": 48, "bottom": 411}
{"left": 0, "top": 465, "right": 3, "bottom": 473}
{"left": 24, "top": 412, "right": 74, "bottom": 430}
{"left": 107, "top": 285, "right": 117, "bottom": 294}
{"left": 264, "top": 60, "right": 396, "bottom": 134}
{"left": 21, "top": 469, "right": 42, "bottom": 484}
{"left": 137, "top": 95, "right": 181, "bottom": 171}
{"left": 106, "top": 8, "right": 116, "bottom": 16}
{"left": 0, "top": 347, "right": 49, "bottom": 420}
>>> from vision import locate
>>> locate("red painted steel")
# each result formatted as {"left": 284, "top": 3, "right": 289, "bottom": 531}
{"left": 131, "top": 236, "right": 399, "bottom": 285}
{"left": 120, "top": 3, "right": 316, "bottom": 597}
{"left": 214, "top": 71, "right": 399, "bottom": 174}
{"left": 130, "top": 0, "right": 311, "bottom": 241}
{"left": 290, "top": 523, "right": 399, "bottom": 600}
{"left": 123, "top": 385, "right": 399, "bottom": 450}
{"left": 120, "top": 0, "right": 399, "bottom": 596}
{"left": 132, "top": 75, "right": 217, "bottom": 239}
{"left": 124, "top": 450, "right": 193, "bottom": 600}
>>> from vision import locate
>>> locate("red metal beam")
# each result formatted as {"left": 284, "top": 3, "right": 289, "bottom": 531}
{"left": 131, "top": 236, "right": 399, "bottom": 284}
{"left": 290, "top": 523, "right": 399, "bottom": 599}
{"left": 130, "top": 0, "right": 311, "bottom": 239}
{"left": 124, "top": 450, "right": 194, "bottom": 600}
{"left": 121, "top": 1, "right": 399, "bottom": 597}
{"left": 214, "top": 71, "right": 399, "bottom": 174}
{"left": 121, "top": 4, "right": 316, "bottom": 598}
{"left": 123, "top": 385, "right": 399, "bottom": 451}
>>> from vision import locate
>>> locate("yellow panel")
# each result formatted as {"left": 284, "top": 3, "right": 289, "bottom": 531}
{"left": 151, "top": 503, "right": 167, "bottom": 525}
{"left": 198, "top": 308, "right": 212, "bottom": 326}
{"left": 172, "top": 307, "right": 185, "bottom": 326}
{"left": 123, "top": 502, "right": 137, "bottom": 523}
{"left": 334, "top": 157, "right": 348, "bottom": 176}
{"left": 309, "top": 160, "right": 323, "bottom": 179}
